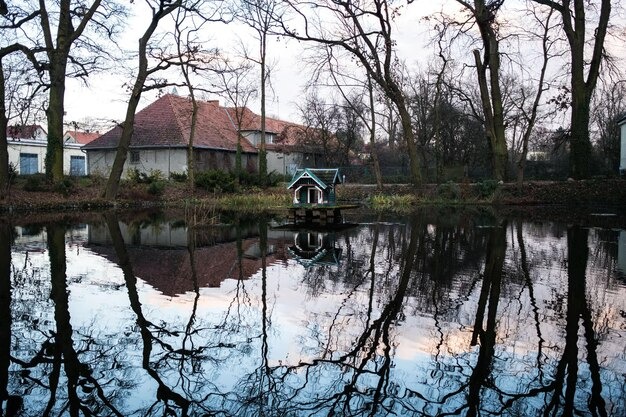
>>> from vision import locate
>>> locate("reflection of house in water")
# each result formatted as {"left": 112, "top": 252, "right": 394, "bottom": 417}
{"left": 619, "top": 230, "right": 626, "bottom": 279}
{"left": 287, "top": 231, "right": 342, "bottom": 268}
{"left": 87, "top": 221, "right": 290, "bottom": 296}
{"left": 12, "top": 224, "right": 88, "bottom": 252}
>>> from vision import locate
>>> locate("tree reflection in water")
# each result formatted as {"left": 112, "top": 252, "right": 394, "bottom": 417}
{"left": 0, "top": 220, "right": 19, "bottom": 415}
{"left": 1, "top": 211, "right": 625, "bottom": 416}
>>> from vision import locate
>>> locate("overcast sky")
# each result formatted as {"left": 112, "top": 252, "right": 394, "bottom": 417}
{"left": 61, "top": 0, "right": 461, "bottom": 131}
{"left": 61, "top": 0, "right": 625, "bottom": 132}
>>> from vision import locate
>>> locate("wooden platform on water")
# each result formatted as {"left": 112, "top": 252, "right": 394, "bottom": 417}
{"left": 288, "top": 204, "right": 360, "bottom": 226}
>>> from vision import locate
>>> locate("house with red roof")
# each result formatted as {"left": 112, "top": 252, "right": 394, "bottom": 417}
{"left": 6, "top": 124, "right": 87, "bottom": 175}
{"left": 226, "top": 106, "right": 324, "bottom": 176}
{"left": 82, "top": 94, "right": 323, "bottom": 178}
{"left": 64, "top": 130, "right": 101, "bottom": 145}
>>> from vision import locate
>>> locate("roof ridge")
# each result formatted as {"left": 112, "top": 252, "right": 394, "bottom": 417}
{"left": 166, "top": 94, "right": 191, "bottom": 142}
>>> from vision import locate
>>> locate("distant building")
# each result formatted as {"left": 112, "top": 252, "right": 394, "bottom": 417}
{"left": 82, "top": 94, "right": 323, "bottom": 178}
{"left": 64, "top": 130, "right": 100, "bottom": 145}
{"left": 6, "top": 124, "right": 86, "bottom": 175}
{"left": 230, "top": 107, "right": 324, "bottom": 176}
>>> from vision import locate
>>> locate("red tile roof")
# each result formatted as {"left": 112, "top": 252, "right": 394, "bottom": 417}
{"left": 65, "top": 130, "right": 101, "bottom": 144}
{"left": 7, "top": 124, "right": 46, "bottom": 140}
{"left": 225, "top": 106, "right": 316, "bottom": 151}
{"left": 83, "top": 95, "right": 258, "bottom": 153}
{"left": 89, "top": 238, "right": 288, "bottom": 296}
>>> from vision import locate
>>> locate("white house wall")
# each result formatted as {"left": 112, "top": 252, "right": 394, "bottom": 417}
{"left": 7, "top": 140, "right": 86, "bottom": 175}
{"left": 267, "top": 150, "right": 303, "bottom": 176}
{"left": 241, "top": 131, "right": 276, "bottom": 147}
{"left": 87, "top": 148, "right": 187, "bottom": 178}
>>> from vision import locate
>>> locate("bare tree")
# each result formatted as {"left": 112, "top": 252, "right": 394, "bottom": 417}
{"left": 171, "top": 6, "right": 221, "bottom": 191}
{"left": 212, "top": 56, "right": 258, "bottom": 181}
{"left": 453, "top": 0, "right": 509, "bottom": 181}
{"left": 510, "top": 6, "right": 555, "bottom": 185}
{"left": 0, "top": 6, "right": 43, "bottom": 198}
{"left": 315, "top": 46, "right": 383, "bottom": 188}
{"left": 298, "top": 93, "right": 340, "bottom": 166}
{"left": 591, "top": 79, "right": 626, "bottom": 174}
{"left": 103, "top": 0, "right": 185, "bottom": 199}
{"left": 531, "top": 0, "right": 612, "bottom": 179}
{"left": 237, "top": 0, "right": 282, "bottom": 184}
{"left": 278, "top": 0, "right": 423, "bottom": 185}
{"left": 34, "top": 0, "right": 127, "bottom": 182}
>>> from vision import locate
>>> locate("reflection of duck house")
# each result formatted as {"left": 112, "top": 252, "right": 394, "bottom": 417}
{"left": 287, "top": 231, "right": 342, "bottom": 267}
{"left": 287, "top": 168, "right": 358, "bottom": 225}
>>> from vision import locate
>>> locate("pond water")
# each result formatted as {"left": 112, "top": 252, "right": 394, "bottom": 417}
{"left": 1, "top": 208, "right": 626, "bottom": 416}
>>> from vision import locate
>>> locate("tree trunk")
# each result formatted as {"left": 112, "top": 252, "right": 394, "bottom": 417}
{"left": 0, "top": 221, "right": 11, "bottom": 406}
{"left": 569, "top": 83, "right": 592, "bottom": 179}
{"left": 367, "top": 77, "right": 383, "bottom": 190}
{"left": 473, "top": 48, "right": 507, "bottom": 181}
{"left": 391, "top": 90, "right": 421, "bottom": 186}
{"left": 40, "top": 0, "right": 104, "bottom": 183}
{"left": 104, "top": 17, "right": 157, "bottom": 199}
{"left": 533, "top": 0, "right": 611, "bottom": 179}
{"left": 0, "top": 65, "right": 9, "bottom": 199}
{"left": 103, "top": 84, "right": 142, "bottom": 199}
{"left": 258, "top": 33, "right": 267, "bottom": 184}
{"left": 45, "top": 53, "right": 68, "bottom": 183}
{"left": 186, "top": 97, "right": 198, "bottom": 192}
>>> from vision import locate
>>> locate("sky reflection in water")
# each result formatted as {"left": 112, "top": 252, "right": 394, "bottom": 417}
{"left": 1, "top": 210, "right": 626, "bottom": 416}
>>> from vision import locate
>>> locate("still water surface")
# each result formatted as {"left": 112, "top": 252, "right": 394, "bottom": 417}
{"left": 1, "top": 209, "right": 625, "bottom": 416}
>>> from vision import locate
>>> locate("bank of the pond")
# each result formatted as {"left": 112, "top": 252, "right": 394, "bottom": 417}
{"left": 0, "top": 178, "right": 624, "bottom": 214}
{"left": 339, "top": 179, "right": 626, "bottom": 208}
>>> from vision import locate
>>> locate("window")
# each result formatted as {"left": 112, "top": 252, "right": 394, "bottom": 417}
{"left": 19, "top": 153, "right": 38, "bottom": 175}
{"left": 70, "top": 155, "right": 86, "bottom": 176}
{"left": 130, "top": 150, "right": 140, "bottom": 164}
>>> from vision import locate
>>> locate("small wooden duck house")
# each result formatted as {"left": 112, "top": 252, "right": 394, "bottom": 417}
{"left": 287, "top": 168, "right": 342, "bottom": 206}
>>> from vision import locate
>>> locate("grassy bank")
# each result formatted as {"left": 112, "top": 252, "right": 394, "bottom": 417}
{"left": 1, "top": 175, "right": 625, "bottom": 214}
{"left": 340, "top": 179, "right": 626, "bottom": 210}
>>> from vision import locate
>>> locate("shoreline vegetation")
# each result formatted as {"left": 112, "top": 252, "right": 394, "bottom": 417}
{"left": 0, "top": 175, "right": 625, "bottom": 215}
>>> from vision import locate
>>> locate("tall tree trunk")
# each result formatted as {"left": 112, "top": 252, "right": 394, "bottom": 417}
{"left": 259, "top": 33, "right": 268, "bottom": 184}
{"left": 569, "top": 86, "right": 592, "bottom": 179}
{"left": 187, "top": 99, "right": 198, "bottom": 192}
{"left": 367, "top": 77, "right": 383, "bottom": 190}
{"left": 103, "top": 79, "right": 143, "bottom": 199}
{"left": 39, "top": 0, "right": 104, "bottom": 183}
{"left": 532, "top": 0, "right": 611, "bottom": 179}
{"left": 387, "top": 85, "right": 421, "bottom": 185}
{"left": 457, "top": 0, "right": 509, "bottom": 181}
{"left": 0, "top": 65, "right": 9, "bottom": 199}
{"left": 45, "top": 53, "right": 68, "bottom": 182}
{"left": 472, "top": 43, "right": 507, "bottom": 181}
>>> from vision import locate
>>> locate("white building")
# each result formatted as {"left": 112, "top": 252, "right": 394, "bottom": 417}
{"left": 7, "top": 125, "right": 88, "bottom": 175}
{"left": 83, "top": 95, "right": 323, "bottom": 179}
